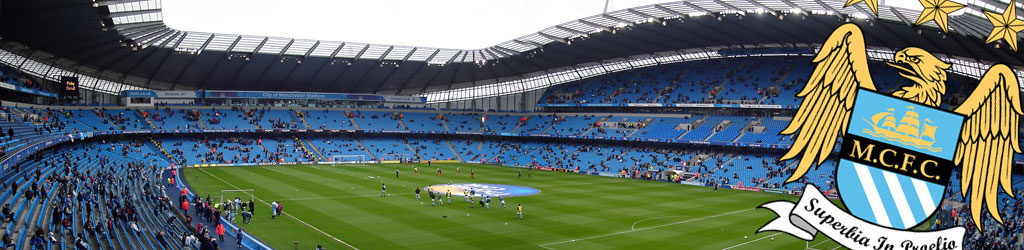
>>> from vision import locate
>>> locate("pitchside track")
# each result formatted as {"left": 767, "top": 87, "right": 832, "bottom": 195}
{"left": 183, "top": 163, "right": 846, "bottom": 249}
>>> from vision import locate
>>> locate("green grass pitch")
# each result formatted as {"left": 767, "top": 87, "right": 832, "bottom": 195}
{"left": 183, "top": 163, "right": 845, "bottom": 249}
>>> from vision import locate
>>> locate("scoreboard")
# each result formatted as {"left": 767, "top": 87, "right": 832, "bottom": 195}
{"left": 60, "top": 76, "right": 80, "bottom": 99}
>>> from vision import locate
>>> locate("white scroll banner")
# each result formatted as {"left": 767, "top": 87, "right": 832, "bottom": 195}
{"left": 757, "top": 184, "right": 964, "bottom": 250}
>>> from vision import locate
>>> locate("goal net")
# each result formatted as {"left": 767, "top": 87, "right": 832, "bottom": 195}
{"left": 329, "top": 155, "right": 371, "bottom": 166}
{"left": 381, "top": 153, "right": 412, "bottom": 163}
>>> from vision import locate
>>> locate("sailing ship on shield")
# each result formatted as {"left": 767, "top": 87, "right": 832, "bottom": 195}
{"left": 862, "top": 106, "right": 942, "bottom": 153}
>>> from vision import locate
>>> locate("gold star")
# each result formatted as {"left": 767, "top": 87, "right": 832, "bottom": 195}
{"left": 915, "top": 0, "right": 965, "bottom": 32}
{"left": 984, "top": 0, "right": 1024, "bottom": 51}
{"left": 845, "top": 0, "right": 878, "bottom": 15}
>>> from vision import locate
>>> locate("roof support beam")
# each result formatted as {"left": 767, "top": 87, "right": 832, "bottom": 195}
{"left": 417, "top": 50, "right": 464, "bottom": 94}
{"left": 224, "top": 36, "right": 242, "bottom": 53}
{"left": 107, "top": 21, "right": 163, "bottom": 31}
{"left": 575, "top": 19, "right": 610, "bottom": 32}
{"left": 133, "top": 28, "right": 173, "bottom": 46}
{"left": 371, "top": 47, "right": 417, "bottom": 94}
{"left": 114, "top": 23, "right": 164, "bottom": 36}
{"left": 103, "top": 9, "right": 161, "bottom": 19}
{"left": 490, "top": 46, "right": 515, "bottom": 57}
{"left": 350, "top": 45, "right": 394, "bottom": 92}
{"left": 189, "top": 35, "right": 228, "bottom": 89}
{"left": 811, "top": 0, "right": 843, "bottom": 17}
{"left": 710, "top": 0, "right": 746, "bottom": 13}
{"left": 139, "top": 28, "right": 175, "bottom": 48}
{"left": 396, "top": 49, "right": 440, "bottom": 94}
{"left": 248, "top": 39, "right": 295, "bottom": 88}
{"left": 303, "top": 41, "right": 320, "bottom": 60}
{"left": 654, "top": 4, "right": 687, "bottom": 17}
{"left": 250, "top": 37, "right": 269, "bottom": 57}
{"left": 446, "top": 52, "right": 470, "bottom": 91}
{"left": 144, "top": 31, "right": 183, "bottom": 89}
{"left": 681, "top": 2, "right": 716, "bottom": 16}
{"left": 777, "top": 0, "right": 808, "bottom": 13}
{"left": 299, "top": 42, "right": 345, "bottom": 87}
{"left": 575, "top": 19, "right": 651, "bottom": 54}
{"left": 117, "top": 31, "right": 176, "bottom": 86}
{"left": 94, "top": 0, "right": 151, "bottom": 7}
{"left": 601, "top": 14, "right": 634, "bottom": 24}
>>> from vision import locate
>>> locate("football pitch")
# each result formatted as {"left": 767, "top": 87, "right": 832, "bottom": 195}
{"left": 182, "top": 163, "right": 845, "bottom": 249}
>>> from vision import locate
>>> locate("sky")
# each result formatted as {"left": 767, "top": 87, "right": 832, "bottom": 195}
{"left": 162, "top": 0, "right": 671, "bottom": 50}
{"left": 161, "top": 0, "right": 968, "bottom": 50}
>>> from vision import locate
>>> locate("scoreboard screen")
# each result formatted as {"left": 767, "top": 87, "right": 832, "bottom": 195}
{"left": 60, "top": 76, "right": 80, "bottom": 99}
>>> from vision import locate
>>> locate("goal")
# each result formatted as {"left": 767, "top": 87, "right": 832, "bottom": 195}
{"left": 329, "top": 155, "right": 371, "bottom": 166}
{"left": 381, "top": 153, "right": 412, "bottom": 163}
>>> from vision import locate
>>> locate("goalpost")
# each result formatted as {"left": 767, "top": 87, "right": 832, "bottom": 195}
{"left": 329, "top": 155, "right": 371, "bottom": 166}
{"left": 381, "top": 153, "right": 412, "bottom": 163}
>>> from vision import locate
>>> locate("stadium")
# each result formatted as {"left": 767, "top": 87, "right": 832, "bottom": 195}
{"left": 0, "top": 0, "right": 1022, "bottom": 249}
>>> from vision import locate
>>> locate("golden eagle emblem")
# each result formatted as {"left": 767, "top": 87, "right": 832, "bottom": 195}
{"left": 780, "top": 23, "right": 1022, "bottom": 228}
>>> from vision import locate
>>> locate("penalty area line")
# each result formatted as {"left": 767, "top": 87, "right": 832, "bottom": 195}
{"left": 198, "top": 168, "right": 360, "bottom": 250}
{"left": 538, "top": 208, "right": 753, "bottom": 249}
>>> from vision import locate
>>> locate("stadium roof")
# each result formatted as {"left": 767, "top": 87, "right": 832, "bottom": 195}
{"left": 0, "top": 0, "right": 1021, "bottom": 95}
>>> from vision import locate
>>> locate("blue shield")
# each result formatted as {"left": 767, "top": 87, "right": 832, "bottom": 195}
{"left": 835, "top": 89, "right": 962, "bottom": 229}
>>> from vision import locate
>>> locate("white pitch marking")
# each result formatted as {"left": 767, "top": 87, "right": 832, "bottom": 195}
{"left": 721, "top": 232, "right": 782, "bottom": 250}
{"left": 539, "top": 208, "right": 753, "bottom": 249}
{"left": 630, "top": 216, "right": 686, "bottom": 231}
{"left": 199, "top": 168, "right": 359, "bottom": 250}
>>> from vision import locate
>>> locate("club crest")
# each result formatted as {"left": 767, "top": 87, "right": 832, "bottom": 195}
{"left": 756, "top": 22, "right": 1022, "bottom": 250}
{"left": 836, "top": 90, "right": 962, "bottom": 229}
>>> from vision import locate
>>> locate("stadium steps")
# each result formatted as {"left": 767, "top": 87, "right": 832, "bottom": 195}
{"left": 197, "top": 114, "right": 209, "bottom": 129}
{"left": 600, "top": 149, "right": 631, "bottom": 166}
{"left": 676, "top": 129, "right": 691, "bottom": 140}
{"left": 731, "top": 118, "right": 761, "bottom": 143}
{"left": 10, "top": 196, "right": 30, "bottom": 249}
{"left": 444, "top": 140, "right": 465, "bottom": 162}
{"left": 653, "top": 63, "right": 697, "bottom": 103}
{"left": 701, "top": 123, "right": 722, "bottom": 141}
{"left": 95, "top": 109, "right": 122, "bottom": 130}
{"left": 348, "top": 116, "right": 362, "bottom": 130}
{"left": 625, "top": 128, "right": 640, "bottom": 137}
{"left": 706, "top": 61, "right": 745, "bottom": 101}
{"left": 402, "top": 140, "right": 424, "bottom": 160}
{"left": 396, "top": 118, "right": 410, "bottom": 131}
{"left": 64, "top": 110, "right": 98, "bottom": 131}
{"left": 9, "top": 108, "right": 36, "bottom": 123}
{"left": 353, "top": 139, "right": 377, "bottom": 161}
{"left": 704, "top": 154, "right": 740, "bottom": 177}
{"left": 759, "top": 160, "right": 801, "bottom": 186}
{"left": 440, "top": 117, "right": 452, "bottom": 132}
{"left": 137, "top": 109, "right": 158, "bottom": 129}
{"left": 678, "top": 117, "right": 707, "bottom": 140}
{"left": 538, "top": 118, "right": 559, "bottom": 134}
{"left": 509, "top": 121, "right": 523, "bottom": 133}
{"left": 23, "top": 190, "right": 55, "bottom": 249}
{"left": 293, "top": 137, "right": 321, "bottom": 161}
{"left": 294, "top": 110, "right": 311, "bottom": 129}
{"left": 149, "top": 137, "right": 182, "bottom": 166}
{"left": 258, "top": 143, "right": 271, "bottom": 159}
{"left": 300, "top": 137, "right": 327, "bottom": 160}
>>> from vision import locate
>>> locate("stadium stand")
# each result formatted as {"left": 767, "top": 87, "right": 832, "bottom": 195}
{"left": 1, "top": 1, "right": 1023, "bottom": 247}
